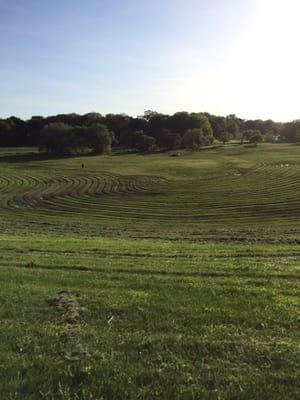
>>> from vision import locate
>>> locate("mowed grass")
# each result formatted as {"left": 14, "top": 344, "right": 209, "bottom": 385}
{"left": 0, "top": 144, "right": 299, "bottom": 399}
{"left": 0, "top": 236, "right": 299, "bottom": 399}
{"left": 0, "top": 144, "right": 299, "bottom": 236}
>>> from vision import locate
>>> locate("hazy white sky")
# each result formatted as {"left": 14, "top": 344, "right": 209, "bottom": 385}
{"left": 212, "top": 0, "right": 300, "bottom": 121}
{"left": 0, "top": 0, "right": 299, "bottom": 121}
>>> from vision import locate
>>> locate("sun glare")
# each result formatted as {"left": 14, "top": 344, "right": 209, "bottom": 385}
{"left": 229, "top": 0, "right": 300, "bottom": 120}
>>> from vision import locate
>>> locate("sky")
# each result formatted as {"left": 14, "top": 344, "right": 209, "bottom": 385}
{"left": 0, "top": 0, "right": 299, "bottom": 121}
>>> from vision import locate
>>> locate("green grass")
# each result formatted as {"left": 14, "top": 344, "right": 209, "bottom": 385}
{"left": 0, "top": 144, "right": 299, "bottom": 399}
{"left": 0, "top": 143, "right": 299, "bottom": 236}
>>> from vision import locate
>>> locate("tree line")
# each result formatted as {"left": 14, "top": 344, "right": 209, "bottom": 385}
{"left": 0, "top": 111, "right": 299, "bottom": 155}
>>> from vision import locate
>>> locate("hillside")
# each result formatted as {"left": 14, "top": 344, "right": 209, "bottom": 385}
{"left": 0, "top": 144, "right": 299, "bottom": 399}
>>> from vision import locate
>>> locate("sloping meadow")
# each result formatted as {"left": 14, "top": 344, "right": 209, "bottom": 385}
{"left": 0, "top": 144, "right": 299, "bottom": 399}
{"left": 0, "top": 235, "right": 299, "bottom": 399}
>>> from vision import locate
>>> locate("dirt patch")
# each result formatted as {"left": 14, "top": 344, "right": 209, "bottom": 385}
{"left": 64, "top": 343, "right": 91, "bottom": 361}
{"left": 47, "top": 291, "right": 86, "bottom": 324}
{"left": 47, "top": 291, "right": 91, "bottom": 363}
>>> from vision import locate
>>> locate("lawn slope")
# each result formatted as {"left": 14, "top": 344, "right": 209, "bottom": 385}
{"left": 0, "top": 144, "right": 299, "bottom": 399}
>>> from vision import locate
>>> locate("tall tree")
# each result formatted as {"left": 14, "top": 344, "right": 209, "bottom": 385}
{"left": 183, "top": 128, "right": 213, "bottom": 150}
{"left": 87, "top": 124, "right": 112, "bottom": 154}
{"left": 136, "top": 134, "right": 156, "bottom": 152}
{"left": 39, "top": 123, "right": 74, "bottom": 154}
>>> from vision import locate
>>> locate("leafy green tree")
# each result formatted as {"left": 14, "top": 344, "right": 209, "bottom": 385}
{"left": 226, "top": 116, "right": 240, "bottom": 139}
{"left": 39, "top": 123, "right": 74, "bottom": 154}
{"left": 249, "top": 130, "right": 263, "bottom": 145}
{"left": 81, "top": 113, "right": 104, "bottom": 127}
{"left": 190, "top": 113, "right": 214, "bottom": 143}
{"left": 87, "top": 124, "right": 112, "bottom": 154}
{"left": 243, "top": 129, "right": 258, "bottom": 142}
{"left": 104, "top": 113, "right": 131, "bottom": 145}
{"left": 208, "top": 115, "right": 227, "bottom": 141}
{"left": 0, "top": 120, "right": 11, "bottom": 133}
{"left": 280, "top": 120, "right": 300, "bottom": 142}
{"left": 157, "top": 129, "right": 181, "bottom": 149}
{"left": 142, "top": 110, "right": 159, "bottom": 121}
{"left": 136, "top": 134, "right": 156, "bottom": 152}
{"left": 244, "top": 119, "right": 281, "bottom": 137}
{"left": 295, "top": 131, "right": 300, "bottom": 142}
{"left": 0, "top": 120, "right": 13, "bottom": 146}
{"left": 71, "top": 126, "right": 89, "bottom": 153}
{"left": 182, "top": 114, "right": 214, "bottom": 150}
{"left": 147, "top": 114, "right": 168, "bottom": 139}
{"left": 163, "top": 132, "right": 182, "bottom": 150}
{"left": 131, "top": 130, "right": 145, "bottom": 148}
{"left": 218, "top": 130, "right": 230, "bottom": 144}
{"left": 46, "top": 113, "right": 80, "bottom": 127}
{"left": 168, "top": 112, "right": 191, "bottom": 135}
{"left": 183, "top": 128, "right": 212, "bottom": 150}
{"left": 264, "top": 132, "right": 277, "bottom": 143}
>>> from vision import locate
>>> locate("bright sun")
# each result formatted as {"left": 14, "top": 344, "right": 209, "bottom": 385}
{"left": 230, "top": 0, "right": 300, "bottom": 120}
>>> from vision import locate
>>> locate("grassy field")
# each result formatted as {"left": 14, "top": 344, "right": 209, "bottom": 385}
{"left": 0, "top": 144, "right": 299, "bottom": 399}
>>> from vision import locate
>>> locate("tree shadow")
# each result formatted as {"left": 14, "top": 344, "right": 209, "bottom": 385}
{"left": 0, "top": 151, "right": 82, "bottom": 163}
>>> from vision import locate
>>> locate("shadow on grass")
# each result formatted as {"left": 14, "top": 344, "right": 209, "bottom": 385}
{"left": 13, "top": 262, "right": 300, "bottom": 280}
{"left": 113, "top": 144, "right": 230, "bottom": 157}
{"left": 0, "top": 151, "right": 108, "bottom": 164}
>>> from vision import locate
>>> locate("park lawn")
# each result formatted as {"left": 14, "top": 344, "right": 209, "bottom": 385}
{"left": 0, "top": 144, "right": 299, "bottom": 399}
{"left": 0, "top": 235, "right": 299, "bottom": 399}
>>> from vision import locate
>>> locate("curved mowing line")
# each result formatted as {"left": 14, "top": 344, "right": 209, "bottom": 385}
{"left": 0, "top": 162, "right": 300, "bottom": 225}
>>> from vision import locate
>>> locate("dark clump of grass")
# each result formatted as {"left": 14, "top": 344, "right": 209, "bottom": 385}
{"left": 47, "top": 291, "right": 85, "bottom": 324}
{"left": 23, "top": 261, "right": 38, "bottom": 269}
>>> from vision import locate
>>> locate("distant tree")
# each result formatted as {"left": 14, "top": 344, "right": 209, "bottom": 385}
{"left": 264, "top": 132, "right": 278, "bottom": 143}
{"left": 46, "top": 113, "right": 81, "bottom": 127}
{"left": 39, "top": 122, "right": 112, "bottom": 155}
{"left": 0, "top": 109, "right": 295, "bottom": 150}
{"left": 168, "top": 112, "right": 191, "bottom": 135}
{"left": 208, "top": 115, "right": 227, "bottom": 141}
{"left": 243, "top": 129, "right": 258, "bottom": 142}
{"left": 262, "top": 119, "right": 281, "bottom": 136}
{"left": 0, "top": 120, "right": 11, "bottom": 134}
{"left": 26, "top": 116, "right": 46, "bottom": 145}
{"left": 248, "top": 130, "right": 263, "bottom": 146}
{"left": 163, "top": 132, "right": 182, "bottom": 150}
{"left": 280, "top": 120, "right": 300, "bottom": 142}
{"left": 0, "top": 120, "right": 12, "bottom": 146}
{"left": 129, "top": 118, "right": 148, "bottom": 133}
{"left": 117, "top": 119, "right": 147, "bottom": 147}
{"left": 182, "top": 113, "right": 214, "bottom": 150}
{"left": 147, "top": 114, "right": 168, "bottom": 139}
{"left": 190, "top": 113, "right": 214, "bottom": 143}
{"left": 244, "top": 119, "right": 265, "bottom": 133}
{"left": 226, "top": 116, "right": 240, "bottom": 139}
{"left": 244, "top": 118, "right": 281, "bottom": 137}
{"left": 131, "top": 130, "right": 145, "bottom": 148}
{"left": 8, "top": 116, "right": 28, "bottom": 146}
{"left": 142, "top": 110, "right": 158, "bottom": 121}
{"left": 218, "top": 130, "right": 230, "bottom": 144}
{"left": 87, "top": 124, "right": 112, "bottom": 154}
{"left": 136, "top": 134, "right": 156, "bottom": 152}
{"left": 71, "top": 126, "right": 89, "bottom": 153}
{"left": 183, "top": 128, "right": 213, "bottom": 150}
{"left": 81, "top": 112, "right": 104, "bottom": 127}
{"left": 39, "top": 123, "right": 74, "bottom": 154}
{"left": 104, "top": 113, "right": 131, "bottom": 145}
